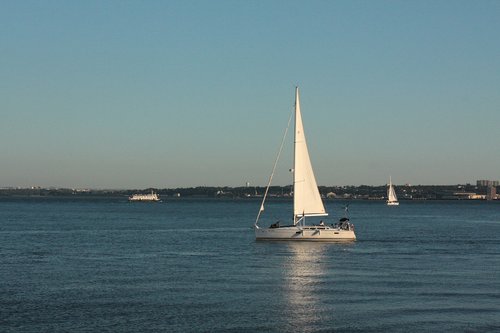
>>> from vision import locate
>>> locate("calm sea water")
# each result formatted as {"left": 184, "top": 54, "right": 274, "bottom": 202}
{"left": 1, "top": 197, "right": 499, "bottom": 332}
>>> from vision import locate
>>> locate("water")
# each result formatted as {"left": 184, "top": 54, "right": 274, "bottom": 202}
{"left": 1, "top": 198, "right": 499, "bottom": 332}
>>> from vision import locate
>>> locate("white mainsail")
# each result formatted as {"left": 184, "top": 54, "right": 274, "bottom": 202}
{"left": 387, "top": 176, "right": 398, "bottom": 203}
{"left": 293, "top": 87, "right": 327, "bottom": 222}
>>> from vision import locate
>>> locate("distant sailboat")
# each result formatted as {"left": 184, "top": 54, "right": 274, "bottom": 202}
{"left": 254, "top": 87, "right": 356, "bottom": 241}
{"left": 387, "top": 176, "right": 399, "bottom": 206}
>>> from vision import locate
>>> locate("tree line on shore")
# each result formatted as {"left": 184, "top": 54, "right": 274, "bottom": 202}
{"left": 0, "top": 183, "right": 493, "bottom": 200}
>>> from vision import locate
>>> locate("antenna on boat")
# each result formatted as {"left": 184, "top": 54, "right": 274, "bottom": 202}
{"left": 344, "top": 204, "right": 350, "bottom": 220}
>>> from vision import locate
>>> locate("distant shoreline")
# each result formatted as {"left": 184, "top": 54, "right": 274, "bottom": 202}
{"left": 0, "top": 184, "right": 497, "bottom": 201}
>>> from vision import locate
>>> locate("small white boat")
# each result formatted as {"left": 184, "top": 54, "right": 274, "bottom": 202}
{"left": 387, "top": 176, "right": 399, "bottom": 206}
{"left": 254, "top": 87, "right": 356, "bottom": 241}
{"left": 128, "top": 190, "right": 161, "bottom": 202}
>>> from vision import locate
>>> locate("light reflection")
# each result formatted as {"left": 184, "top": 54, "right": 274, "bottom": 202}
{"left": 281, "top": 242, "right": 332, "bottom": 331}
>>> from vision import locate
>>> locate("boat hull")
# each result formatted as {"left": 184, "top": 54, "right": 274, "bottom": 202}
{"left": 128, "top": 198, "right": 161, "bottom": 202}
{"left": 387, "top": 201, "right": 399, "bottom": 206}
{"left": 255, "top": 226, "right": 356, "bottom": 241}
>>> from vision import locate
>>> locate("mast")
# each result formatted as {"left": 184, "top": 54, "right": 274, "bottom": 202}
{"left": 293, "top": 87, "right": 298, "bottom": 224}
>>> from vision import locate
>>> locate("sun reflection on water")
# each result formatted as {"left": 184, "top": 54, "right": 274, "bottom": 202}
{"left": 280, "top": 242, "right": 333, "bottom": 331}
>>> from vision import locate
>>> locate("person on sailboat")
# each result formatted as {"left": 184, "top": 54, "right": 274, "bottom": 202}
{"left": 270, "top": 221, "right": 280, "bottom": 228}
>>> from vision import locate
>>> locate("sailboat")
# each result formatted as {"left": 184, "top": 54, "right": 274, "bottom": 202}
{"left": 387, "top": 176, "right": 399, "bottom": 206}
{"left": 254, "top": 87, "right": 356, "bottom": 241}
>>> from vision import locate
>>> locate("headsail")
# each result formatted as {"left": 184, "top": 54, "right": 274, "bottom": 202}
{"left": 293, "top": 87, "right": 327, "bottom": 220}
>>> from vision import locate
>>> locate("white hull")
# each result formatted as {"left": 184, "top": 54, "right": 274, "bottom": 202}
{"left": 129, "top": 198, "right": 160, "bottom": 202}
{"left": 255, "top": 226, "right": 356, "bottom": 241}
{"left": 387, "top": 201, "right": 399, "bottom": 206}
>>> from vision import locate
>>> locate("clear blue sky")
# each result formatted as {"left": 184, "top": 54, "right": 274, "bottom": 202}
{"left": 1, "top": 0, "right": 499, "bottom": 188}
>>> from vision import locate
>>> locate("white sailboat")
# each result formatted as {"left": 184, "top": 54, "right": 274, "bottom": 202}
{"left": 254, "top": 87, "right": 356, "bottom": 241}
{"left": 387, "top": 176, "right": 399, "bottom": 206}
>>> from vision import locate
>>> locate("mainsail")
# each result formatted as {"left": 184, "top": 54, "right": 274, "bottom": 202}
{"left": 293, "top": 87, "right": 327, "bottom": 221}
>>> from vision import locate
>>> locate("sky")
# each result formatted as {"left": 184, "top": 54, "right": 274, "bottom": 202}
{"left": 1, "top": 0, "right": 499, "bottom": 189}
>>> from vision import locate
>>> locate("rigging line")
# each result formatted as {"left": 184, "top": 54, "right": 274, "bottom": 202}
{"left": 254, "top": 107, "right": 294, "bottom": 228}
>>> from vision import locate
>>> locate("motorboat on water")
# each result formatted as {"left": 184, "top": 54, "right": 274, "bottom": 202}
{"left": 128, "top": 190, "right": 161, "bottom": 202}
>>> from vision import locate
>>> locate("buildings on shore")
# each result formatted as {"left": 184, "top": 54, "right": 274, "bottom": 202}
{"left": 477, "top": 180, "right": 499, "bottom": 187}
{"left": 476, "top": 180, "right": 498, "bottom": 201}
{"left": 486, "top": 186, "right": 497, "bottom": 201}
